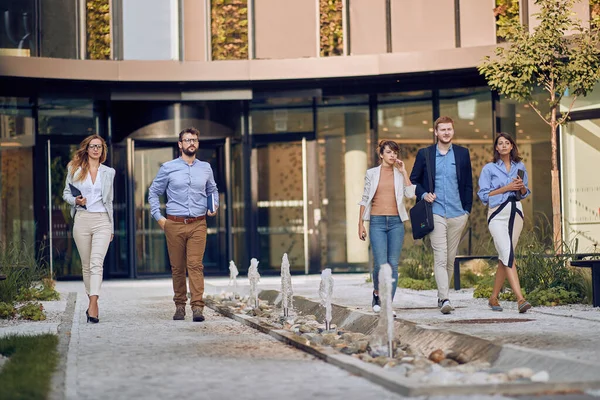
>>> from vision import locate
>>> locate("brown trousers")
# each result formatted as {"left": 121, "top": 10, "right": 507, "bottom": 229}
{"left": 164, "top": 218, "right": 207, "bottom": 308}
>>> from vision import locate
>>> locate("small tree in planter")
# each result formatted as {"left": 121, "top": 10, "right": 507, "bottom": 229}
{"left": 478, "top": 0, "right": 600, "bottom": 251}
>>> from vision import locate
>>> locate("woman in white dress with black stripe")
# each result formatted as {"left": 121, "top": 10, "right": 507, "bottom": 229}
{"left": 478, "top": 133, "right": 532, "bottom": 313}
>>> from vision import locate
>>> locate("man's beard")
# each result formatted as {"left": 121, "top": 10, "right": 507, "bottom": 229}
{"left": 183, "top": 147, "right": 197, "bottom": 157}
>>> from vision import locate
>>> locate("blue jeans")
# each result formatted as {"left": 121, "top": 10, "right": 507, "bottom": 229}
{"left": 369, "top": 215, "right": 405, "bottom": 300}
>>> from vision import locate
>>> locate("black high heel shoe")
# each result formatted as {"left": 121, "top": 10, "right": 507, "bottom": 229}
{"left": 86, "top": 309, "right": 99, "bottom": 324}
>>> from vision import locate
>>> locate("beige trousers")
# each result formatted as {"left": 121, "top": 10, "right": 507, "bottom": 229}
{"left": 430, "top": 213, "right": 469, "bottom": 301}
{"left": 73, "top": 211, "right": 112, "bottom": 296}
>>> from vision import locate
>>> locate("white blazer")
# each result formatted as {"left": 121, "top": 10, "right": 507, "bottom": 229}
{"left": 63, "top": 164, "right": 116, "bottom": 234}
{"left": 358, "top": 165, "right": 416, "bottom": 222}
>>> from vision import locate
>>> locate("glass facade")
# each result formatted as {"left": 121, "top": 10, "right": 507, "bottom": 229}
{"left": 0, "top": 96, "right": 35, "bottom": 247}
{"left": 0, "top": 78, "right": 593, "bottom": 278}
{"left": 38, "top": 99, "right": 100, "bottom": 136}
{"left": 0, "top": 0, "right": 36, "bottom": 57}
{"left": 317, "top": 96, "right": 370, "bottom": 270}
{"left": 122, "top": 0, "right": 179, "bottom": 60}
{"left": 561, "top": 119, "right": 600, "bottom": 251}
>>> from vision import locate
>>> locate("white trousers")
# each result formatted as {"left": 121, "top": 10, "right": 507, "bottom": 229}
{"left": 73, "top": 211, "right": 112, "bottom": 296}
{"left": 430, "top": 213, "right": 469, "bottom": 301}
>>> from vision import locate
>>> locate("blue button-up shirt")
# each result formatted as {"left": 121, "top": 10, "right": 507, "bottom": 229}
{"left": 425, "top": 145, "right": 466, "bottom": 218}
{"left": 148, "top": 157, "right": 219, "bottom": 221}
{"left": 478, "top": 160, "right": 530, "bottom": 208}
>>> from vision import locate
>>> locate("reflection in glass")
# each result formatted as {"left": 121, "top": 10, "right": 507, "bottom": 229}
{"left": 135, "top": 147, "right": 174, "bottom": 274}
{"left": 231, "top": 142, "right": 246, "bottom": 271}
{"left": 48, "top": 144, "right": 82, "bottom": 278}
{"left": 0, "top": 96, "right": 34, "bottom": 146}
{"left": 378, "top": 91, "right": 433, "bottom": 142}
{"left": 0, "top": 0, "right": 36, "bottom": 56}
{"left": 109, "top": 144, "right": 129, "bottom": 277}
{"left": 561, "top": 119, "right": 600, "bottom": 250}
{"left": 317, "top": 102, "right": 369, "bottom": 270}
{"left": 497, "top": 93, "right": 552, "bottom": 246}
{"left": 38, "top": 99, "right": 98, "bottom": 136}
{"left": 250, "top": 108, "right": 313, "bottom": 134}
{"left": 0, "top": 148, "right": 34, "bottom": 246}
{"left": 377, "top": 91, "right": 433, "bottom": 251}
{"left": 256, "top": 142, "right": 305, "bottom": 272}
{"left": 197, "top": 146, "right": 227, "bottom": 273}
{"left": 123, "top": 0, "right": 179, "bottom": 60}
{"left": 439, "top": 88, "right": 494, "bottom": 255}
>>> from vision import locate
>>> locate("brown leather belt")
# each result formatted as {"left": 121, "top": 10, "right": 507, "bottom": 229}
{"left": 166, "top": 215, "right": 206, "bottom": 224}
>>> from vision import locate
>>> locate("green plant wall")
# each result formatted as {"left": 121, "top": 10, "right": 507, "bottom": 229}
{"left": 86, "top": 0, "right": 111, "bottom": 60}
{"left": 320, "top": 0, "right": 343, "bottom": 57}
{"left": 591, "top": 0, "right": 600, "bottom": 29}
{"left": 494, "top": 0, "right": 519, "bottom": 42}
{"left": 211, "top": 0, "right": 248, "bottom": 60}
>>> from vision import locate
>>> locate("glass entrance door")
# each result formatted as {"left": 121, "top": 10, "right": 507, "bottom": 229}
{"left": 254, "top": 138, "right": 322, "bottom": 274}
{"left": 133, "top": 143, "right": 177, "bottom": 275}
{"left": 132, "top": 141, "right": 228, "bottom": 276}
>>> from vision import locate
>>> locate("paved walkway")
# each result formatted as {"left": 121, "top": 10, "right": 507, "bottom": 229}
{"left": 207, "top": 273, "right": 600, "bottom": 367}
{"left": 3, "top": 275, "right": 599, "bottom": 399}
{"left": 56, "top": 279, "right": 406, "bottom": 400}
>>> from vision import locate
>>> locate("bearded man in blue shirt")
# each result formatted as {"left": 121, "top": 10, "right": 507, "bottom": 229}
{"left": 148, "top": 127, "right": 219, "bottom": 322}
{"left": 410, "top": 116, "right": 473, "bottom": 314}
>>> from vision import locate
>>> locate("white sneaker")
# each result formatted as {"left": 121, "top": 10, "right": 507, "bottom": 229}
{"left": 372, "top": 304, "right": 381, "bottom": 313}
{"left": 440, "top": 299, "right": 452, "bottom": 314}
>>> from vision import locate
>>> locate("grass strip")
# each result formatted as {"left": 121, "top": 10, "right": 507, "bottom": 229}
{"left": 0, "top": 334, "right": 59, "bottom": 400}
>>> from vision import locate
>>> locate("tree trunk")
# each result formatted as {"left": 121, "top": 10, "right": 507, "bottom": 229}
{"left": 550, "top": 107, "right": 562, "bottom": 253}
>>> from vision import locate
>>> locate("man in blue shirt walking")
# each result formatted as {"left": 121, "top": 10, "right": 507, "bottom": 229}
{"left": 410, "top": 116, "right": 473, "bottom": 314}
{"left": 148, "top": 127, "right": 219, "bottom": 322}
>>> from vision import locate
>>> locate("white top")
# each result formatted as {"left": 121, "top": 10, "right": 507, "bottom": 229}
{"left": 80, "top": 170, "right": 107, "bottom": 213}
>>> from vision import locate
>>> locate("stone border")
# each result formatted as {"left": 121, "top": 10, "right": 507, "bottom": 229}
{"left": 206, "top": 292, "right": 600, "bottom": 397}
{"left": 49, "top": 292, "right": 77, "bottom": 400}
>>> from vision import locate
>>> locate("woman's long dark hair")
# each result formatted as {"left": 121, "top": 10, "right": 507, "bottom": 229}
{"left": 68, "top": 135, "right": 107, "bottom": 182}
{"left": 492, "top": 132, "right": 522, "bottom": 163}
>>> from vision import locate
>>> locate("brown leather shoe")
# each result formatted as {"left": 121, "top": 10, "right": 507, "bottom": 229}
{"left": 192, "top": 307, "right": 205, "bottom": 322}
{"left": 518, "top": 299, "right": 532, "bottom": 313}
{"left": 173, "top": 305, "right": 186, "bottom": 320}
{"left": 488, "top": 297, "right": 503, "bottom": 311}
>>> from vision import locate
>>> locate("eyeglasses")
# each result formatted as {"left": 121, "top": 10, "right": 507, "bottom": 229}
{"left": 181, "top": 138, "right": 199, "bottom": 144}
{"left": 88, "top": 144, "right": 103, "bottom": 151}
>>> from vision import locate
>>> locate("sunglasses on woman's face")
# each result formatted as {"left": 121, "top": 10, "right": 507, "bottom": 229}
{"left": 88, "top": 144, "right": 103, "bottom": 151}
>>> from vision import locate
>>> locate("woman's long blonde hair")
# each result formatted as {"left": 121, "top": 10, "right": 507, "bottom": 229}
{"left": 68, "top": 135, "right": 107, "bottom": 182}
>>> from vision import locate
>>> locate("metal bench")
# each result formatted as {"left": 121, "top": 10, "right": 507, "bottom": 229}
{"left": 570, "top": 258, "right": 600, "bottom": 307}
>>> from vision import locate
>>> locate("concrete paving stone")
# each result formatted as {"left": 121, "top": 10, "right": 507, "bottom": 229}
{"left": 40, "top": 275, "right": 600, "bottom": 400}
{"left": 55, "top": 280, "right": 410, "bottom": 400}
{"left": 209, "top": 274, "right": 600, "bottom": 367}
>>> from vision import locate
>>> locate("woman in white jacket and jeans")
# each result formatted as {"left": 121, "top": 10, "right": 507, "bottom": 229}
{"left": 358, "top": 140, "right": 416, "bottom": 313}
{"left": 63, "top": 134, "right": 115, "bottom": 323}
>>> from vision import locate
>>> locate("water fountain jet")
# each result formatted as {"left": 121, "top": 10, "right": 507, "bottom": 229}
{"left": 280, "top": 253, "right": 293, "bottom": 317}
{"left": 319, "top": 268, "right": 334, "bottom": 331}
{"left": 248, "top": 258, "right": 261, "bottom": 308}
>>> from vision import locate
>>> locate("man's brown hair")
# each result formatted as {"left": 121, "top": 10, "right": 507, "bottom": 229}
{"left": 433, "top": 116, "right": 454, "bottom": 132}
{"left": 178, "top": 127, "right": 200, "bottom": 142}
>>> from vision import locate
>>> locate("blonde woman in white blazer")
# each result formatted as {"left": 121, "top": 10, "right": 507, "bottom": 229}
{"left": 63, "top": 135, "right": 115, "bottom": 324}
{"left": 358, "top": 140, "right": 416, "bottom": 313}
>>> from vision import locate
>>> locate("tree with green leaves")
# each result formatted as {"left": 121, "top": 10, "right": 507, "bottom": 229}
{"left": 478, "top": 0, "right": 600, "bottom": 251}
